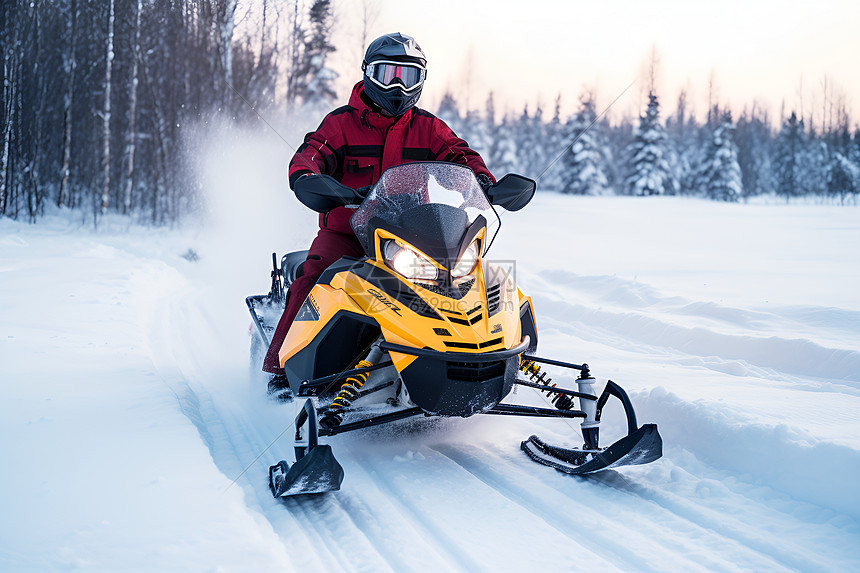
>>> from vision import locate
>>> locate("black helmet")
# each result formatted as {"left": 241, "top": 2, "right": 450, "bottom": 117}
{"left": 362, "top": 33, "right": 427, "bottom": 117}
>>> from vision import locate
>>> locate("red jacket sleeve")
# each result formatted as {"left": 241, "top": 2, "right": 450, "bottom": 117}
{"left": 431, "top": 118, "right": 495, "bottom": 183}
{"left": 288, "top": 111, "right": 346, "bottom": 189}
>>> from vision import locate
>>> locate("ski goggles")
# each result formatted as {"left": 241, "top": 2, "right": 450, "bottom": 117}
{"left": 364, "top": 60, "right": 426, "bottom": 92}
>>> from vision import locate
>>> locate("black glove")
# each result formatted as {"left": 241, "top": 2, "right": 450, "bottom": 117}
{"left": 356, "top": 184, "right": 373, "bottom": 198}
{"left": 476, "top": 173, "right": 493, "bottom": 193}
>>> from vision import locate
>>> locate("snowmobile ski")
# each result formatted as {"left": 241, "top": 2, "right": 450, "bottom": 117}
{"left": 521, "top": 424, "right": 662, "bottom": 475}
{"left": 269, "top": 399, "right": 344, "bottom": 496}
{"left": 269, "top": 445, "right": 344, "bottom": 496}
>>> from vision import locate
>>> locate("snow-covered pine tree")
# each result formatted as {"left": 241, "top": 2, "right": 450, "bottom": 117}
{"left": 624, "top": 91, "right": 676, "bottom": 196}
{"left": 853, "top": 129, "right": 860, "bottom": 167}
{"left": 531, "top": 103, "right": 548, "bottom": 179}
{"left": 515, "top": 103, "right": 545, "bottom": 180}
{"left": 598, "top": 113, "right": 620, "bottom": 192}
{"left": 514, "top": 105, "right": 531, "bottom": 177}
{"left": 850, "top": 129, "right": 860, "bottom": 201}
{"left": 603, "top": 116, "right": 633, "bottom": 193}
{"left": 735, "top": 105, "right": 774, "bottom": 198}
{"left": 701, "top": 110, "right": 743, "bottom": 201}
{"left": 289, "top": 0, "right": 338, "bottom": 112}
{"left": 479, "top": 92, "right": 502, "bottom": 175}
{"left": 825, "top": 128, "right": 858, "bottom": 204}
{"left": 665, "top": 91, "right": 698, "bottom": 195}
{"left": 772, "top": 111, "right": 804, "bottom": 202}
{"left": 684, "top": 104, "right": 722, "bottom": 198}
{"left": 561, "top": 94, "right": 612, "bottom": 195}
{"left": 484, "top": 91, "right": 496, "bottom": 136}
{"left": 799, "top": 134, "right": 829, "bottom": 199}
{"left": 463, "top": 108, "right": 488, "bottom": 158}
{"left": 538, "top": 94, "right": 565, "bottom": 192}
{"left": 489, "top": 113, "right": 519, "bottom": 177}
{"left": 304, "top": 0, "right": 338, "bottom": 110}
{"left": 436, "top": 90, "right": 464, "bottom": 137}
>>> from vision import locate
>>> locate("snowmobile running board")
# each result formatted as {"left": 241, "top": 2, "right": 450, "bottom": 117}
{"left": 521, "top": 424, "right": 662, "bottom": 475}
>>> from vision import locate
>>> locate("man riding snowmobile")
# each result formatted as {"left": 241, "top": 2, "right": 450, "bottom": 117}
{"left": 248, "top": 35, "right": 663, "bottom": 496}
{"left": 262, "top": 32, "right": 496, "bottom": 383}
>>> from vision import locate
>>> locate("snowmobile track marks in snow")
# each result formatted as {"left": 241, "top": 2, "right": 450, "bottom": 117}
{"left": 349, "top": 452, "right": 483, "bottom": 572}
{"left": 430, "top": 443, "right": 702, "bottom": 573}
{"left": 430, "top": 442, "right": 830, "bottom": 573}
{"left": 595, "top": 462, "right": 860, "bottom": 573}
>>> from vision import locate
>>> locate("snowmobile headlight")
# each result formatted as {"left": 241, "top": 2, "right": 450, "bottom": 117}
{"left": 384, "top": 241, "right": 438, "bottom": 281}
{"left": 451, "top": 240, "right": 479, "bottom": 279}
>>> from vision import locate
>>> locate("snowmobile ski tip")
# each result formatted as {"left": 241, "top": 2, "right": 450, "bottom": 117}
{"left": 269, "top": 445, "right": 344, "bottom": 497}
{"left": 521, "top": 424, "right": 662, "bottom": 475}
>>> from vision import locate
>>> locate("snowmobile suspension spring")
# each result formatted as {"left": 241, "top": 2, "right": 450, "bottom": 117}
{"left": 519, "top": 359, "right": 574, "bottom": 410}
{"left": 321, "top": 359, "right": 373, "bottom": 428}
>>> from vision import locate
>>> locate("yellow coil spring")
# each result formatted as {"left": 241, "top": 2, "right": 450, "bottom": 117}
{"left": 323, "top": 359, "right": 373, "bottom": 427}
{"left": 519, "top": 358, "right": 573, "bottom": 410}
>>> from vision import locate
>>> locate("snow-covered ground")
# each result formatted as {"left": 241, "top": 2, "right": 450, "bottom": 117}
{"left": 2, "top": 147, "right": 859, "bottom": 571}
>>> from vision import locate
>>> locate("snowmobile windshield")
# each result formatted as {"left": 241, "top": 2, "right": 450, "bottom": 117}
{"left": 351, "top": 163, "right": 500, "bottom": 258}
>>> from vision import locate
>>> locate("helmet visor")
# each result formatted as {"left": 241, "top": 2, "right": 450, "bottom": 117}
{"left": 366, "top": 61, "right": 426, "bottom": 92}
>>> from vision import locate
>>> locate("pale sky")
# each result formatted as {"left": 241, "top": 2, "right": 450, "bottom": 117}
{"left": 328, "top": 0, "right": 860, "bottom": 128}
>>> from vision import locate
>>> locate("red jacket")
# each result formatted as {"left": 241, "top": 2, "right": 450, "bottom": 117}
{"left": 289, "top": 81, "right": 494, "bottom": 234}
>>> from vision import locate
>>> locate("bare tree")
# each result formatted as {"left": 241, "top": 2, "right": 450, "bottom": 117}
{"left": 100, "top": 0, "right": 115, "bottom": 217}
{"left": 218, "top": 0, "right": 238, "bottom": 102}
{"left": 461, "top": 46, "right": 475, "bottom": 111}
{"left": 357, "top": 0, "right": 380, "bottom": 56}
{"left": 648, "top": 45, "right": 660, "bottom": 94}
{"left": 1, "top": 1, "right": 18, "bottom": 216}
{"left": 797, "top": 75, "right": 804, "bottom": 126}
{"left": 1, "top": 17, "right": 12, "bottom": 216}
{"left": 123, "top": 0, "right": 142, "bottom": 214}
{"left": 285, "top": 0, "right": 306, "bottom": 109}
{"left": 28, "top": 0, "right": 43, "bottom": 222}
{"left": 707, "top": 70, "right": 719, "bottom": 125}
{"left": 58, "top": 0, "right": 77, "bottom": 208}
{"left": 639, "top": 45, "right": 661, "bottom": 115}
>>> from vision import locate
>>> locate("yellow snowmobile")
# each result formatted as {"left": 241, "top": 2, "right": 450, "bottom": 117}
{"left": 246, "top": 163, "right": 661, "bottom": 497}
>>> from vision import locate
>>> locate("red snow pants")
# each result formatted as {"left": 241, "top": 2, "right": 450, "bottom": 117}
{"left": 262, "top": 225, "right": 365, "bottom": 374}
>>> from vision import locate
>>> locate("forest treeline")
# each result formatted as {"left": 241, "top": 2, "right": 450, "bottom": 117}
{"left": 2, "top": 1, "right": 858, "bottom": 226}
{"left": 439, "top": 89, "right": 860, "bottom": 204}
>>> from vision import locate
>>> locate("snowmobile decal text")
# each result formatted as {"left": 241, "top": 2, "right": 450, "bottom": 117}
{"left": 367, "top": 288, "right": 403, "bottom": 316}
